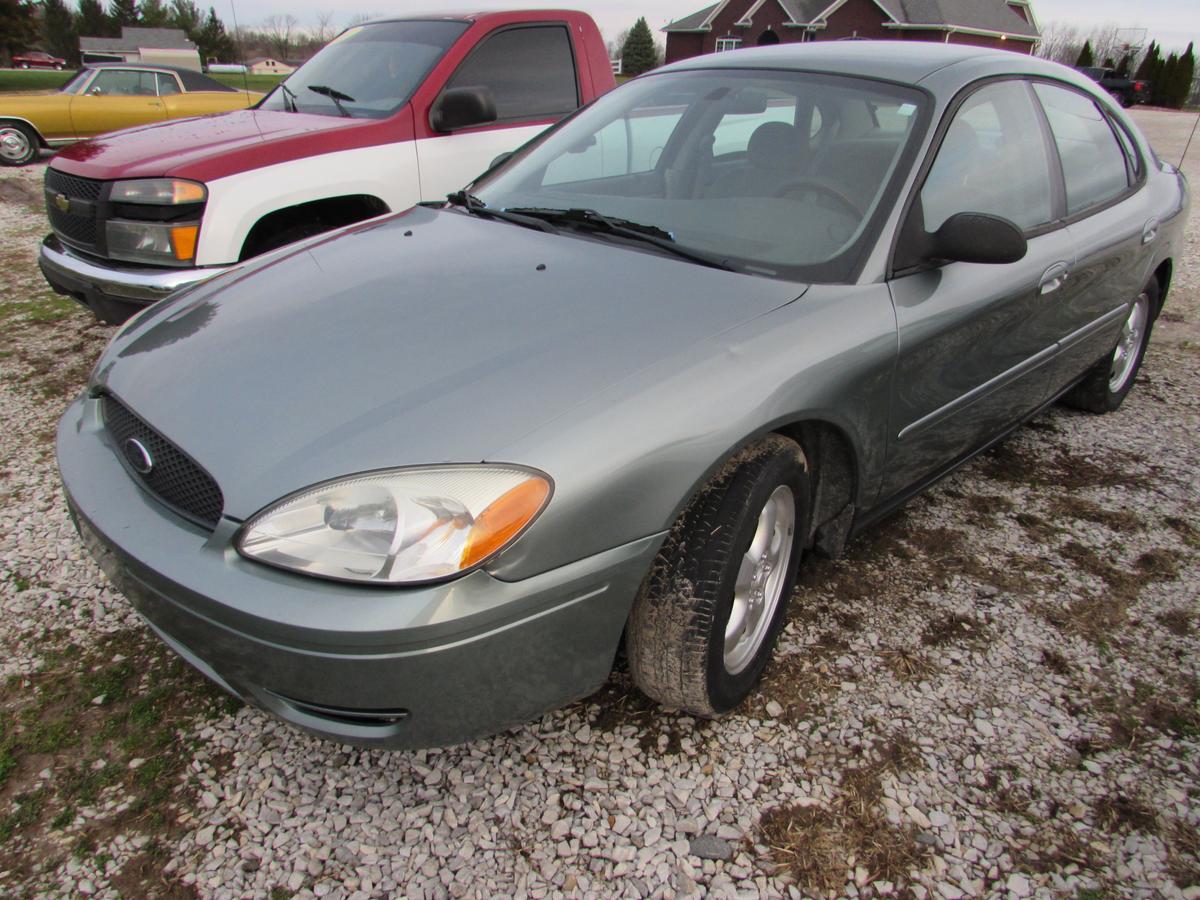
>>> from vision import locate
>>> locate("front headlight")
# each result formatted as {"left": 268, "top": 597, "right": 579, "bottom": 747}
{"left": 106, "top": 220, "right": 200, "bottom": 265}
{"left": 110, "top": 178, "right": 206, "bottom": 205}
{"left": 237, "top": 466, "right": 552, "bottom": 585}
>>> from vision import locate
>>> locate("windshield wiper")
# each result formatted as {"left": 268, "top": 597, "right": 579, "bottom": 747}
{"left": 505, "top": 207, "right": 736, "bottom": 272}
{"left": 278, "top": 81, "right": 298, "bottom": 113}
{"left": 445, "top": 191, "right": 559, "bottom": 234}
{"left": 308, "top": 84, "right": 354, "bottom": 117}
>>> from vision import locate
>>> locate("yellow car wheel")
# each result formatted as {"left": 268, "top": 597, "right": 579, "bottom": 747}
{"left": 0, "top": 122, "right": 38, "bottom": 167}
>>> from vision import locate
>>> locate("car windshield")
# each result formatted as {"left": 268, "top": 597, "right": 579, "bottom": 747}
{"left": 258, "top": 20, "right": 469, "bottom": 119}
{"left": 473, "top": 69, "right": 926, "bottom": 282}
{"left": 60, "top": 70, "right": 91, "bottom": 94}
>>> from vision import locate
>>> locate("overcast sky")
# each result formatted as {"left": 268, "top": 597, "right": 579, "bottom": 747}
{"left": 225, "top": 0, "right": 1196, "bottom": 53}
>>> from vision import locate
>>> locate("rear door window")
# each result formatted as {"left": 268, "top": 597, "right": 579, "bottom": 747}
{"left": 1033, "top": 82, "right": 1132, "bottom": 216}
{"left": 920, "top": 80, "right": 1055, "bottom": 232}
{"left": 445, "top": 25, "right": 579, "bottom": 124}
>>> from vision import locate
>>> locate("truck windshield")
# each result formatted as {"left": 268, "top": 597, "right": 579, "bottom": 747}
{"left": 258, "top": 20, "right": 469, "bottom": 119}
{"left": 473, "top": 69, "right": 927, "bottom": 283}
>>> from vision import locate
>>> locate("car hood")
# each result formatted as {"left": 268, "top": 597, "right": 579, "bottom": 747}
{"left": 96, "top": 207, "right": 809, "bottom": 520}
{"left": 51, "top": 108, "right": 374, "bottom": 181}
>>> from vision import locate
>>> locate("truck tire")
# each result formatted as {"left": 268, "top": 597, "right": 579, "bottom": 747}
{"left": 626, "top": 435, "right": 809, "bottom": 717}
{"left": 1061, "top": 280, "right": 1158, "bottom": 414}
{"left": 0, "top": 122, "right": 38, "bottom": 167}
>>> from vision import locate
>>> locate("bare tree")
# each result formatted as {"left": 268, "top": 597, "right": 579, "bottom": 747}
{"left": 345, "top": 12, "right": 380, "bottom": 28}
{"left": 262, "top": 13, "right": 298, "bottom": 62}
{"left": 1037, "top": 20, "right": 1148, "bottom": 71}
{"left": 313, "top": 9, "right": 336, "bottom": 44}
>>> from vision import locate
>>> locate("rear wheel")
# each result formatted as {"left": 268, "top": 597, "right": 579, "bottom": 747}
{"left": 18, "top": 62, "right": 29, "bottom": 70}
{"left": 0, "top": 122, "right": 38, "bottom": 167}
{"left": 627, "top": 435, "right": 809, "bottom": 716}
{"left": 1061, "top": 280, "right": 1157, "bottom": 413}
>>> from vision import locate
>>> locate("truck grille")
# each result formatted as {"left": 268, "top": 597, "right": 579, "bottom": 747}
{"left": 102, "top": 395, "right": 225, "bottom": 530}
{"left": 45, "top": 168, "right": 104, "bottom": 255}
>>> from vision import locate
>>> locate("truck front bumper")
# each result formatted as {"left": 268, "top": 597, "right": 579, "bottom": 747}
{"left": 57, "top": 393, "right": 661, "bottom": 749}
{"left": 39, "top": 234, "right": 230, "bottom": 325}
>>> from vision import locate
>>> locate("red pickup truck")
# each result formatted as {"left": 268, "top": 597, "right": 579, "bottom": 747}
{"left": 39, "top": 10, "right": 615, "bottom": 323}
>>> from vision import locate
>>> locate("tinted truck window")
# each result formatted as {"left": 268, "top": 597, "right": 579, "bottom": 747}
{"left": 1033, "top": 83, "right": 1130, "bottom": 216}
{"left": 447, "top": 25, "right": 579, "bottom": 122}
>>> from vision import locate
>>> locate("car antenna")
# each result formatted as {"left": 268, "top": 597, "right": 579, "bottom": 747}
{"left": 227, "top": 0, "right": 252, "bottom": 100}
{"left": 1181, "top": 110, "right": 1200, "bottom": 169}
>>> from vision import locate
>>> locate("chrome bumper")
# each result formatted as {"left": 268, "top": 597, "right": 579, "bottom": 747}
{"left": 39, "top": 234, "right": 229, "bottom": 324}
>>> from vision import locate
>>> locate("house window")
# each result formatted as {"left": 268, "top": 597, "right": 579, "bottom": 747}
{"left": 715, "top": 37, "right": 742, "bottom": 52}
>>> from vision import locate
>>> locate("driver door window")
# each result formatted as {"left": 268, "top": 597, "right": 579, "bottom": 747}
{"left": 920, "top": 81, "right": 1055, "bottom": 232}
{"left": 89, "top": 69, "right": 158, "bottom": 96}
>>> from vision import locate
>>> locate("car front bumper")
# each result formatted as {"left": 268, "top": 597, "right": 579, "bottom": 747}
{"left": 39, "top": 234, "right": 230, "bottom": 326}
{"left": 57, "top": 393, "right": 662, "bottom": 749}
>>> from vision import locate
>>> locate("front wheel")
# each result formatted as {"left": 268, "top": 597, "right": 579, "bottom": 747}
{"left": 0, "top": 122, "right": 38, "bottom": 167}
{"left": 1061, "top": 280, "right": 1158, "bottom": 413}
{"left": 627, "top": 435, "right": 809, "bottom": 717}
{"left": 18, "top": 63, "right": 29, "bottom": 70}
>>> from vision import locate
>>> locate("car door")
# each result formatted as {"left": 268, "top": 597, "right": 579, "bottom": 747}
{"left": 416, "top": 24, "right": 582, "bottom": 200}
{"left": 69, "top": 69, "right": 168, "bottom": 138}
{"left": 881, "top": 79, "right": 1074, "bottom": 500}
{"left": 1028, "top": 82, "right": 1153, "bottom": 392}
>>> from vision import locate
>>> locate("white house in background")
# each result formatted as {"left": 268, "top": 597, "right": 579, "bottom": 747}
{"left": 247, "top": 57, "right": 296, "bottom": 76}
{"left": 79, "top": 27, "right": 202, "bottom": 71}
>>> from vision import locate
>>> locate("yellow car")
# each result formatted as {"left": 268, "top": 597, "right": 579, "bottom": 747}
{"left": 0, "top": 63, "right": 259, "bottom": 167}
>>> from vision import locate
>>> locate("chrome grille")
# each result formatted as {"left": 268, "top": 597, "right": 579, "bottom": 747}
{"left": 45, "top": 168, "right": 103, "bottom": 253}
{"left": 102, "top": 395, "right": 224, "bottom": 529}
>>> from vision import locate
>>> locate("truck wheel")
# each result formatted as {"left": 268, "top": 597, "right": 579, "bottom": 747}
{"left": 0, "top": 122, "right": 38, "bottom": 167}
{"left": 1061, "top": 280, "right": 1158, "bottom": 414}
{"left": 627, "top": 435, "right": 809, "bottom": 717}
{"left": 18, "top": 63, "right": 29, "bottom": 69}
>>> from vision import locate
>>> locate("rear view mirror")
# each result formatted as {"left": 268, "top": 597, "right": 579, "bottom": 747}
{"left": 431, "top": 86, "right": 498, "bottom": 133}
{"left": 928, "top": 212, "right": 1027, "bottom": 265}
{"left": 724, "top": 89, "right": 768, "bottom": 114}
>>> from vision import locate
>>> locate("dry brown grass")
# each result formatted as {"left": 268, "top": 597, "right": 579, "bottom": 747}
{"left": 758, "top": 735, "right": 928, "bottom": 893}
{"left": 921, "top": 612, "right": 987, "bottom": 648}
{"left": 1092, "top": 793, "right": 1159, "bottom": 835}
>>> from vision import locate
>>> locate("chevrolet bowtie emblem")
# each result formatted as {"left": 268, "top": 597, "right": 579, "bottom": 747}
{"left": 54, "top": 193, "right": 70, "bottom": 213}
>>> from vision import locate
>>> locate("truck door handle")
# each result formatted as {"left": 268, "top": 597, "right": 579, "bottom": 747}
{"left": 1039, "top": 262, "right": 1070, "bottom": 295}
{"left": 1142, "top": 219, "right": 1159, "bottom": 244}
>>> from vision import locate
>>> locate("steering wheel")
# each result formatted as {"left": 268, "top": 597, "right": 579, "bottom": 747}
{"left": 774, "top": 178, "right": 862, "bottom": 219}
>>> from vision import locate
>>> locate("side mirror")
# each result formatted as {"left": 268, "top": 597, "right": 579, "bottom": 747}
{"left": 927, "top": 212, "right": 1027, "bottom": 265}
{"left": 489, "top": 151, "right": 514, "bottom": 170}
{"left": 430, "top": 86, "right": 498, "bottom": 133}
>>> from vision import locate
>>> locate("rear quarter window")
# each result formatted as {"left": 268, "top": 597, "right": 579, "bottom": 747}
{"left": 1033, "top": 82, "right": 1131, "bottom": 216}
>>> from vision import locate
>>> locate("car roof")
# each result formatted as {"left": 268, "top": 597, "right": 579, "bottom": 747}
{"left": 81, "top": 62, "right": 239, "bottom": 92}
{"left": 358, "top": 9, "right": 583, "bottom": 26}
{"left": 657, "top": 41, "right": 1077, "bottom": 87}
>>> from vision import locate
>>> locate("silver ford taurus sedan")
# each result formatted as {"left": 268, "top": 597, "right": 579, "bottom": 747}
{"left": 58, "top": 42, "right": 1188, "bottom": 749}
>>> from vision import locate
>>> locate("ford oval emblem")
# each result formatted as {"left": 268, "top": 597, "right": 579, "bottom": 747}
{"left": 54, "top": 192, "right": 70, "bottom": 213}
{"left": 123, "top": 438, "right": 154, "bottom": 475}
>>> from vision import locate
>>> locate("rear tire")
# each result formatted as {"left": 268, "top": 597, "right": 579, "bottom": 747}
{"left": 0, "top": 122, "right": 38, "bottom": 167}
{"left": 1061, "top": 280, "right": 1158, "bottom": 414}
{"left": 627, "top": 435, "right": 809, "bottom": 717}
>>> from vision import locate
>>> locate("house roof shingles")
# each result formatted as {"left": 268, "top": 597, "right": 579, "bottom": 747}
{"left": 666, "top": 0, "right": 1038, "bottom": 38}
{"left": 80, "top": 27, "right": 195, "bottom": 52}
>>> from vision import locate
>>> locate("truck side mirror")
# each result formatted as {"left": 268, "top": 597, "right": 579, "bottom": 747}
{"left": 431, "top": 86, "right": 498, "bottom": 133}
{"left": 926, "top": 212, "right": 1027, "bottom": 265}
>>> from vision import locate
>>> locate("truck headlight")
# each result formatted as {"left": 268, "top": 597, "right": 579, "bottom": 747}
{"left": 237, "top": 466, "right": 552, "bottom": 585}
{"left": 110, "top": 178, "right": 207, "bottom": 205}
{"left": 106, "top": 220, "right": 200, "bottom": 265}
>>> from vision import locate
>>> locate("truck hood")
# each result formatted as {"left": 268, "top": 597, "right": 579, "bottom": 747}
{"left": 96, "top": 207, "right": 808, "bottom": 520}
{"left": 51, "top": 108, "right": 379, "bottom": 181}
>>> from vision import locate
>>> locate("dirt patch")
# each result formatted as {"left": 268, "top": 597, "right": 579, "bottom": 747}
{"left": 1092, "top": 793, "right": 1159, "bottom": 835}
{"left": 1047, "top": 496, "right": 1145, "bottom": 533}
{"left": 922, "top": 612, "right": 987, "bottom": 648}
{"left": 981, "top": 445, "right": 1151, "bottom": 492}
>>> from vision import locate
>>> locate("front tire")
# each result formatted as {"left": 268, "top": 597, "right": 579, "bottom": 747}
{"left": 0, "top": 122, "right": 38, "bottom": 167}
{"left": 1061, "top": 280, "right": 1158, "bottom": 413}
{"left": 627, "top": 435, "right": 809, "bottom": 717}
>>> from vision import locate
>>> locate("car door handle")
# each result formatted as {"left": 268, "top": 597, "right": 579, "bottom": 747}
{"left": 1142, "top": 219, "right": 1159, "bottom": 244}
{"left": 1039, "top": 263, "right": 1070, "bottom": 295}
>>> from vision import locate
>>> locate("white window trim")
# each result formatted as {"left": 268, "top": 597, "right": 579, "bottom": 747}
{"left": 715, "top": 37, "right": 743, "bottom": 52}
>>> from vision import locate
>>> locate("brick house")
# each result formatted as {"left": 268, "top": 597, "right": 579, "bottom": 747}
{"left": 664, "top": 0, "right": 1040, "bottom": 64}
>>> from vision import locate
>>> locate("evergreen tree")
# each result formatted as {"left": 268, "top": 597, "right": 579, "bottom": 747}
{"left": 169, "top": 0, "right": 200, "bottom": 35}
{"left": 1116, "top": 52, "right": 1132, "bottom": 77}
{"left": 109, "top": 0, "right": 137, "bottom": 27}
{"left": 1075, "top": 39, "right": 1094, "bottom": 67}
{"left": 193, "top": 6, "right": 232, "bottom": 62}
{"left": 40, "top": 0, "right": 76, "bottom": 62}
{"left": 620, "top": 17, "right": 657, "bottom": 77}
{"left": 1173, "top": 42, "right": 1195, "bottom": 109}
{"left": 1135, "top": 41, "right": 1158, "bottom": 80}
{"left": 77, "top": 0, "right": 114, "bottom": 37}
{"left": 1151, "top": 52, "right": 1177, "bottom": 106}
{"left": 138, "top": 0, "right": 170, "bottom": 27}
{"left": 0, "top": 0, "right": 38, "bottom": 63}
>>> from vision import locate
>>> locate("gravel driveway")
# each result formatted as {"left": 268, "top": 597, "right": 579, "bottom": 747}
{"left": 1, "top": 108, "right": 1197, "bottom": 899}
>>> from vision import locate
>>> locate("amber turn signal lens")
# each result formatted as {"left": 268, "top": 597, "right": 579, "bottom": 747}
{"left": 169, "top": 225, "right": 199, "bottom": 261}
{"left": 172, "top": 181, "right": 207, "bottom": 204}
{"left": 460, "top": 477, "right": 551, "bottom": 569}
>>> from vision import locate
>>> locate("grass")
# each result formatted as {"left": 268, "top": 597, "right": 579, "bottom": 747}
{"left": 0, "top": 69, "right": 283, "bottom": 94}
